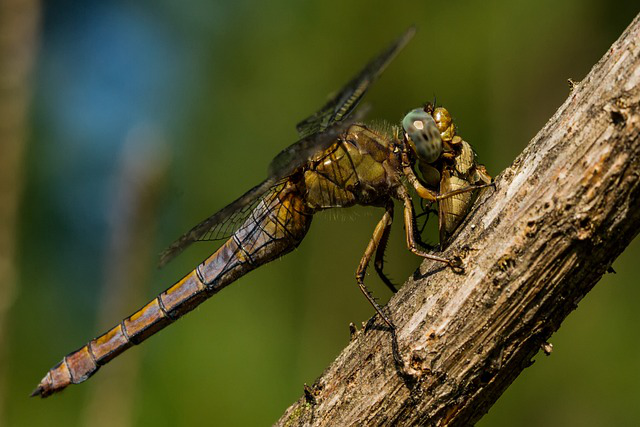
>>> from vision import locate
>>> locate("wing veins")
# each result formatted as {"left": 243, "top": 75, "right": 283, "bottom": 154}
{"left": 158, "top": 27, "right": 415, "bottom": 267}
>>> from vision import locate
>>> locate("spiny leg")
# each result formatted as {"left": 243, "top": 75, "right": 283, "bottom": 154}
{"left": 397, "top": 185, "right": 455, "bottom": 266}
{"left": 356, "top": 202, "right": 412, "bottom": 371}
{"left": 436, "top": 182, "right": 494, "bottom": 201}
{"left": 373, "top": 202, "right": 397, "bottom": 293}
{"left": 356, "top": 201, "right": 396, "bottom": 329}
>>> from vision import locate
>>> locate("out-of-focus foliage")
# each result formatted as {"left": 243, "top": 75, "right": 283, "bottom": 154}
{"left": 7, "top": 1, "right": 639, "bottom": 426}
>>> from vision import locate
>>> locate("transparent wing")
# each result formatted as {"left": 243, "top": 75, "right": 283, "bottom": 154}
{"left": 158, "top": 178, "right": 277, "bottom": 267}
{"left": 270, "top": 27, "right": 416, "bottom": 179}
{"left": 267, "top": 105, "right": 368, "bottom": 178}
{"left": 159, "top": 27, "right": 415, "bottom": 267}
{"left": 159, "top": 113, "right": 360, "bottom": 267}
{"left": 197, "top": 186, "right": 278, "bottom": 242}
{"left": 295, "top": 26, "right": 415, "bottom": 139}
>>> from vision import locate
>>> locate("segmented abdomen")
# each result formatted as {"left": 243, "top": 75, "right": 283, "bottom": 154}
{"left": 33, "top": 182, "right": 312, "bottom": 397}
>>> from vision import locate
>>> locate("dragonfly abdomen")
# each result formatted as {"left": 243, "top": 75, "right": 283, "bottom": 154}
{"left": 198, "top": 182, "right": 313, "bottom": 286}
{"left": 32, "top": 184, "right": 312, "bottom": 397}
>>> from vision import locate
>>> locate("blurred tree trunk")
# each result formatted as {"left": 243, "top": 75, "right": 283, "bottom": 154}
{"left": 277, "top": 12, "right": 640, "bottom": 427}
{"left": 0, "top": 0, "right": 40, "bottom": 422}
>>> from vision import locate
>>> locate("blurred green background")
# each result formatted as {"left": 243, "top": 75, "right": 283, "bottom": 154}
{"left": 2, "top": 1, "right": 639, "bottom": 426}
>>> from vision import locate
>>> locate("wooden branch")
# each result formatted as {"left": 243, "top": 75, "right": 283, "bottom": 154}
{"left": 276, "top": 13, "right": 640, "bottom": 427}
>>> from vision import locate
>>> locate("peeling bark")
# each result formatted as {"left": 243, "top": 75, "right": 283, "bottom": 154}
{"left": 276, "top": 13, "right": 640, "bottom": 427}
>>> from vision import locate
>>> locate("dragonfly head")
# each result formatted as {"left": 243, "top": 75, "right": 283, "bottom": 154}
{"left": 402, "top": 104, "right": 455, "bottom": 165}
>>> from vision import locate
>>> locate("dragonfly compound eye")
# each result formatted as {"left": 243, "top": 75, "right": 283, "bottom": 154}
{"left": 402, "top": 108, "right": 443, "bottom": 164}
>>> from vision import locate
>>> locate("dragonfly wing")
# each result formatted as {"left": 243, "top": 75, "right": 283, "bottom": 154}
{"left": 158, "top": 178, "right": 277, "bottom": 267}
{"left": 160, "top": 111, "right": 363, "bottom": 267}
{"left": 267, "top": 105, "right": 368, "bottom": 179}
{"left": 295, "top": 26, "right": 415, "bottom": 139}
{"left": 160, "top": 28, "right": 415, "bottom": 267}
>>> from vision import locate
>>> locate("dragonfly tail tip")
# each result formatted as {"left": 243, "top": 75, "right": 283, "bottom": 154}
{"left": 29, "top": 386, "right": 44, "bottom": 398}
{"left": 30, "top": 372, "right": 59, "bottom": 398}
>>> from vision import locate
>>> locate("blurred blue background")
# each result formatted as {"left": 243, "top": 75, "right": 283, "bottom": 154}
{"left": 5, "top": 1, "right": 639, "bottom": 426}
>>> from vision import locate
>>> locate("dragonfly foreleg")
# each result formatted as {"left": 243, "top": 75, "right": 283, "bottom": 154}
{"left": 401, "top": 159, "right": 438, "bottom": 202}
{"left": 397, "top": 186, "right": 458, "bottom": 267}
{"left": 355, "top": 201, "right": 396, "bottom": 329}
{"left": 436, "top": 182, "right": 494, "bottom": 201}
{"left": 402, "top": 158, "right": 492, "bottom": 203}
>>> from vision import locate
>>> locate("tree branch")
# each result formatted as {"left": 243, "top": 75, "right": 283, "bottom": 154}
{"left": 276, "top": 13, "right": 640, "bottom": 427}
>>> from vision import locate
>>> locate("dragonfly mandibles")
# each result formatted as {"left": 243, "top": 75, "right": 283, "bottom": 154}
{"left": 32, "top": 27, "right": 491, "bottom": 397}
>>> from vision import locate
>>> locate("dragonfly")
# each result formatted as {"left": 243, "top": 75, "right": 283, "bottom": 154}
{"left": 32, "top": 26, "right": 491, "bottom": 398}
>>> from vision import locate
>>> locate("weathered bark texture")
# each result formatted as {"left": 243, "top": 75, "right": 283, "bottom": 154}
{"left": 276, "top": 13, "right": 640, "bottom": 427}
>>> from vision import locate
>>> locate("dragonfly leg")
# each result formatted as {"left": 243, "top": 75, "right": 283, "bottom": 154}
{"left": 356, "top": 202, "right": 397, "bottom": 329}
{"left": 401, "top": 151, "right": 439, "bottom": 202}
{"left": 397, "top": 186, "right": 456, "bottom": 267}
{"left": 401, "top": 151, "right": 493, "bottom": 202}
{"left": 373, "top": 202, "right": 398, "bottom": 293}
{"left": 436, "top": 182, "right": 494, "bottom": 201}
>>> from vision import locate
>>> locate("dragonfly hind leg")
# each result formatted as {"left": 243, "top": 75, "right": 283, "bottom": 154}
{"left": 356, "top": 201, "right": 396, "bottom": 329}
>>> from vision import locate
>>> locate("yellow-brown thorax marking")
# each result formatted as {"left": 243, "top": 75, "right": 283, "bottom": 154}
{"left": 303, "top": 123, "right": 400, "bottom": 211}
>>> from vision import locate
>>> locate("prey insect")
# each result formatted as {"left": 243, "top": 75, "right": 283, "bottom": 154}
{"left": 32, "top": 26, "right": 491, "bottom": 397}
